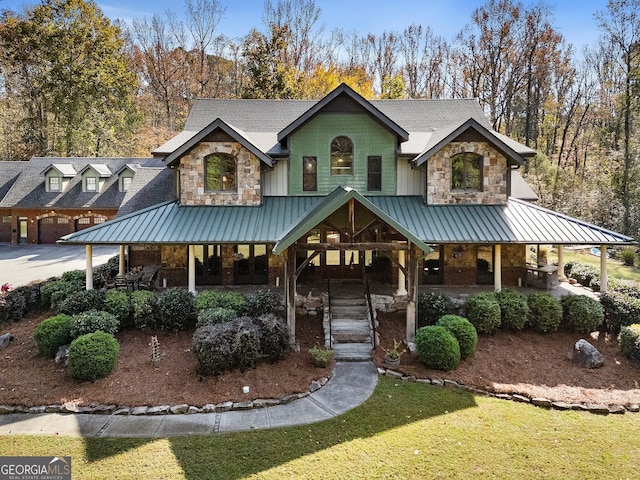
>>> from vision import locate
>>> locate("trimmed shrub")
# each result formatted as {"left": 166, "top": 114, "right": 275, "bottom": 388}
{"left": 13, "top": 283, "right": 43, "bottom": 313}
{"left": 193, "top": 322, "right": 237, "bottom": 375}
{"left": 232, "top": 317, "right": 262, "bottom": 371}
{"left": 568, "top": 263, "right": 599, "bottom": 287}
{"left": 33, "top": 314, "right": 73, "bottom": 357}
{"left": 618, "top": 324, "right": 640, "bottom": 362}
{"left": 41, "top": 280, "right": 83, "bottom": 311}
{"left": 527, "top": 293, "right": 562, "bottom": 333}
{"left": 194, "top": 290, "right": 247, "bottom": 315}
{"left": 563, "top": 260, "right": 576, "bottom": 278}
{"left": 463, "top": 292, "right": 501, "bottom": 334}
{"left": 58, "top": 289, "right": 105, "bottom": 316}
{"left": 591, "top": 277, "right": 640, "bottom": 298}
{"left": 245, "top": 290, "right": 284, "bottom": 317}
{"left": 253, "top": 313, "right": 290, "bottom": 362}
{"left": 600, "top": 292, "right": 640, "bottom": 334}
{"left": 415, "top": 325, "right": 461, "bottom": 371}
{"left": 494, "top": 289, "right": 529, "bottom": 330}
{"left": 68, "top": 331, "right": 119, "bottom": 381}
{"left": 436, "top": 314, "right": 477, "bottom": 359}
{"left": 417, "top": 292, "right": 455, "bottom": 327}
{"left": 194, "top": 290, "right": 223, "bottom": 312}
{"left": 70, "top": 310, "right": 119, "bottom": 338}
{"left": 104, "top": 289, "right": 132, "bottom": 326}
{"left": 130, "top": 290, "right": 158, "bottom": 330}
{"left": 196, "top": 307, "right": 237, "bottom": 327}
{"left": 0, "top": 290, "right": 27, "bottom": 322}
{"left": 157, "top": 287, "right": 194, "bottom": 331}
{"left": 561, "top": 295, "right": 604, "bottom": 333}
{"left": 61, "top": 269, "right": 87, "bottom": 284}
{"left": 620, "top": 248, "right": 636, "bottom": 267}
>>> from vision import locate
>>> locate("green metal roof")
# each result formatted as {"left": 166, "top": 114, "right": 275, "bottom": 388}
{"left": 59, "top": 195, "right": 634, "bottom": 247}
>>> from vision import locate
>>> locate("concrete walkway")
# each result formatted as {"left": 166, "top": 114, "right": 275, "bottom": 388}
{"left": 0, "top": 361, "right": 378, "bottom": 438}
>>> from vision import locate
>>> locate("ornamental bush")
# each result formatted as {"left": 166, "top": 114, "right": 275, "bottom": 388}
{"left": 68, "top": 331, "right": 119, "bottom": 381}
{"left": 463, "top": 292, "right": 501, "bottom": 334}
{"left": 33, "top": 314, "right": 73, "bottom": 357}
{"left": 193, "top": 322, "right": 238, "bottom": 375}
{"left": 253, "top": 313, "right": 290, "bottom": 362}
{"left": 157, "top": 287, "right": 194, "bottom": 331}
{"left": 58, "top": 289, "right": 105, "bottom": 316}
{"left": 415, "top": 325, "right": 461, "bottom": 371}
{"left": 41, "top": 279, "right": 83, "bottom": 311}
{"left": 618, "top": 324, "right": 640, "bottom": 362}
{"left": 620, "top": 248, "right": 636, "bottom": 267}
{"left": 599, "top": 292, "right": 640, "bottom": 334}
{"left": 568, "top": 263, "right": 599, "bottom": 288}
{"left": 561, "top": 295, "right": 604, "bottom": 333}
{"left": 494, "top": 289, "right": 529, "bottom": 330}
{"left": 194, "top": 290, "right": 247, "bottom": 315}
{"left": 70, "top": 310, "right": 119, "bottom": 338}
{"left": 104, "top": 289, "right": 132, "bottom": 326}
{"left": 196, "top": 307, "right": 237, "bottom": 327}
{"left": 130, "top": 290, "right": 158, "bottom": 329}
{"left": 232, "top": 317, "right": 262, "bottom": 372}
{"left": 436, "top": 315, "right": 477, "bottom": 359}
{"left": 417, "top": 292, "right": 455, "bottom": 327}
{"left": 0, "top": 289, "right": 27, "bottom": 322}
{"left": 527, "top": 293, "right": 562, "bottom": 333}
{"left": 245, "top": 290, "right": 284, "bottom": 318}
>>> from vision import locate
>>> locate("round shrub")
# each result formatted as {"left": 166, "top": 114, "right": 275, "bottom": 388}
{"left": 417, "top": 292, "right": 455, "bottom": 327}
{"left": 70, "top": 310, "right": 119, "bottom": 338}
{"left": 104, "top": 289, "right": 132, "bottom": 326}
{"left": 245, "top": 290, "right": 284, "bottom": 317}
{"left": 58, "top": 289, "right": 105, "bottom": 315}
{"left": 527, "top": 293, "right": 562, "bottom": 333}
{"left": 415, "top": 325, "right": 461, "bottom": 371}
{"left": 33, "top": 314, "right": 73, "bottom": 357}
{"left": 41, "top": 280, "right": 82, "bottom": 311}
{"left": 194, "top": 290, "right": 223, "bottom": 312}
{"left": 253, "top": 313, "right": 290, "bottom": 362}
{"left": 495, "top": 289, "right": 529, "bottom": 330}
{"left": 232, "top": 317, "right": 262, "bottom": 372}
{"left": 436, "top": 315, "right": 477, "bottom": 359}
{"left": 463, "top": 292, "right": 501, "bottom": 334}
{"left": 196, "top": 307, "right": 237, "bottom": 327}
{"left": 568, "top": 263, "right": 599, "bottom": 288}
{"left": 599, "top": 292, "right": 640, "bottom": 334}
{"left": 618, "top": 324, "right": 640, "bottom": 362}
{"left": 193, "top": 322, "right": 237, "bottom": 375}
{"left": 561, "top": 295, "right": 604, "bottom": 333}
{"left": 157, "top": 287, "right": 194, "bottom": 331}
{"left": 68, "top": 331, "right": 119, "bottom": 381}
{"left": 130, "top": 290, "right": 158, "bottom": 329}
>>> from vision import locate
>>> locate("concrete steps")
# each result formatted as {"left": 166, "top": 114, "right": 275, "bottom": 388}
{"left": 328, "top": 283, "right": 373, "bottom": 360}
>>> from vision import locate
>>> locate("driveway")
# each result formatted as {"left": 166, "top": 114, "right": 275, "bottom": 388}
{"left": 0, "top": 244, "right": 119, "bottom": 288}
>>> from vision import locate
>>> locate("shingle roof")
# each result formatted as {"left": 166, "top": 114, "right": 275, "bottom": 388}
{"left": 79, "top": 164, "right": 112, "bottom": 177}
{"left": 0, "top": 161, "right": 27, "bottom": 205}
{"left": 117, "top": 167, "right": 177, "bottom": 217}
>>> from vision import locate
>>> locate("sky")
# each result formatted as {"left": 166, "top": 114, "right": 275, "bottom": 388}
{"left": 1, "top": 0, "right": 610, "bottom": 51}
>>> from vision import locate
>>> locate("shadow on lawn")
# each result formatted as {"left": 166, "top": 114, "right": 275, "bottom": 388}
{"left": 82, "top": 378, "right": 477, "bottom": 479}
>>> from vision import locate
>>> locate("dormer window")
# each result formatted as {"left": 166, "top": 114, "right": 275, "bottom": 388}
{"left": 205, "top": 153, "right": 236, "bottom": 191}
{"left": 451, "top": 152, "right": 483, "bottom": 191}
{"left": 121, "top": 176, "right": 132, "bottom": 192}
{"left": 86, "top": 176, "right": 97, "bottom": 192}
{"left": 49, "top": 176, "right": 61, "bottom": 192}
{"left": 331, "top": 136, "right": 353, "bottom": 176}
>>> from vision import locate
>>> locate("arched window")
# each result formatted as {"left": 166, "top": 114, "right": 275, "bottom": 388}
{"left": 330, "top": 136, "right": 353, "bottom": 176}
{"left": 205, "top": 153, "right": 236, "bottom": 191}
{"left": 451, "top": 152, "right": 482, "bottom": 191}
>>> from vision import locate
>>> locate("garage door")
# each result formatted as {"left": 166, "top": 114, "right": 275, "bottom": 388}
{"left": 38, "top": 216, "right": 72, "bottom": 244}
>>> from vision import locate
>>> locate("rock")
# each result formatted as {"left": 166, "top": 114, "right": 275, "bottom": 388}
{"left": 131, "top": 406, "right": 148, "bottom": 415}
{"left": 531, "top": 397, "right": 552, "bottom": 408}
{"left": 628, "top": 404, "right": 640, "bottom": 413}
{"left": 309, "top": 380, "right": 322, "bottom": 392}
{"left": 512, "top": 394, "right": 530, "bottom": 403}
{"left": 0, "top": 333, "right": 14, "bottom": 349}
{"left": 187, "top": 406, "right": 201, "bottom": 414}
{"left": 0, "top": 405, "right": 16, "bottom": 414}
{"left": 201, "top": 404, "right": 216, "bottom": 413}
{"left": 55, "top": 345, "right": 69, "bottom": 366}
{"left": 431, "top": 378, "right": 444, "bottom": 387}
{"left": 233, "top": 401, "right": 253, "bottom": 410}
{"left": 386, "top": 369, "right": 403, "bottom": 379}
{"left": 113, "top": 408, "right": 130, "bottom": 415}
{"left": 147, "top": 405, "right": 170, "bottom": 415}
{"left": 170, "top": 404, "right": 189, "bottom": 414}
{"left": 609, "top": 405, "right": 626, "bottom": 415}
{"left": 253, "top": 399, "right": 280, "bottom": 408}
{"left": 552, "top": 402, "right": 571, "bottom": 410}
{"left": 587, "top": 404, "right": 609, "bottom": 415}
{"left": 215, "top": 401, "right": 233, "bottom": 412}
{"left": 571, "top": 339, "right": 604, "bottom": 369}
{"left": 45, "top": 405, "right": 62, "bottom": 413}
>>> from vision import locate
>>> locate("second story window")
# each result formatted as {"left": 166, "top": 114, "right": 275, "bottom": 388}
{"left": 121, "top": 176, "right": 132, "bottom": 192}
{"left": 367, "top": 156, "right": 382, "bottom": 191}
{"left": 451, "top": 152, "right": 483, "bottom": 191}
{"left": 86, "top": 176, "right": 97, "bottom": 192}
{"left": 331, "top": 136, "right": 353, "bottom": 176}
{"left": 49, "top": 177, "right": 60, "bottom": 192}
{"left": 205, "top": 153, "right": 237, "bottom": 192}
{"left": 303, "top": 156, "right": 317, "bottom": 191}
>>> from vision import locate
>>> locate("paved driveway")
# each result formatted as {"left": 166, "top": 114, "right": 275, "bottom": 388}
{"left": 0, "top": 244, "right": 119, "bottom": 287}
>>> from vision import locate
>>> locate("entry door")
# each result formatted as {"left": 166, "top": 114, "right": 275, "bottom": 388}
{"left": 18, "top": 217, "right": 28, "bottom": 243}
{"left": 194, "top": 245, "right": 222, "bottom": 285}
{"left": 233, "top": 245, "right": 268, "bottom": 284}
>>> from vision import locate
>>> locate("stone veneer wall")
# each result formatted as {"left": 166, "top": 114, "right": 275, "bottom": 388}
{"left": 180, "top": 141, "right": 261, "bottom": 206}
{"left": 427, "top": 142, "right": 508, "bottom": 205}
{"left": 442, "top": 243, "right": 527, "bottom": 286}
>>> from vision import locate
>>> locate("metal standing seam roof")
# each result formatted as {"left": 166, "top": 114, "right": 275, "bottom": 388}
{"left": 59, "top": 195, "right": 634, "bottom": 247}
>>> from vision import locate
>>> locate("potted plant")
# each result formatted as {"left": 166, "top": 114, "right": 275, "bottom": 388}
{"left": 308, "top": 346, "right": 333, "bottom": 368}
{"left": 382, "top": 339, "right": 407, "bottom": 368}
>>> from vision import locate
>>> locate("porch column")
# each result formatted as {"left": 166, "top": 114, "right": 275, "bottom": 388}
{"left": 286, "top": 248, "right": 297, "bottom": 344}
{"left": 396, "top": 249, "right": 408, "bottom": 296}
{"left": 557, "top": 245, "right": 565, "bottom": 281}
{"left": 85, "top": 245, "right": 93, "bottom": 290}
{"left": 119, "top": 245, "right": 126, "bottom": 276}
{"left": 600, "top": 244, "right": 608, "bottom": 294}
{"left": 188, "top": 245, "right": 196, "bottom": 294}
{"left": 493, "top": 244, "right": 502, "bottom": 292}
{"left": 406, "top": 247, "right": 417, "bottom": 344}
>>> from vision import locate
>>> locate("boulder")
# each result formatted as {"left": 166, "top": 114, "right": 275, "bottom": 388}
{"left": 55, "top": 345, "right": 69, "bottom": 366}
{"left": 571, "top": 339, "right": 604, "bottom": 369}
{"left": 0, "top": 333, "right": 14, "bottom": 349}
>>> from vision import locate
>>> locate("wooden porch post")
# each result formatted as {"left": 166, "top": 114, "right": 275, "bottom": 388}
{"left": 286, "top": 248, "right": 297, "bottom": 344}
{"left": 188, "top": 245, "right": 196, "bottom": 294}
{"left": 397, "top": 248, "right": 408, "bottom": 296}
{"left": 557, "top": 245, "right": 565, "bottom": 281}
{"left": 600, "top": 244, "right": 608, "bottom": 294}
{"left": 85, "top": 245, "right": 93, "bottom": 290}
{"left": 493, "top": 244, "right": 502, "bottom": 292}
{"left": 119, "top": 245, "right": 126, "bottom": 276}
{"left": 406, "top": 246, "right": 417, "bottom": 344}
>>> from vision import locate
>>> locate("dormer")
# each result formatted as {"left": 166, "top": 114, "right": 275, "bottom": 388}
{"left": 79, "top": 164, "right": 111, "bottom": 193}
{"left": 41, "top": 164, "right": 76, "bottom": 193}
{"left": 116, "top": 164, "right": 139, "bottom": 192}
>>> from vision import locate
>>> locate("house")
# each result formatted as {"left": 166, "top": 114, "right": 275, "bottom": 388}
{"left": 0, "top": 157, "right": 163, "bottom": 244}
{"left": 58, "top": 84, "right": 633, "bottom": 342}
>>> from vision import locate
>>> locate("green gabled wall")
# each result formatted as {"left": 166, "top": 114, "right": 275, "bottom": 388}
{"left": 288, "top": 113, "right": 397, "bottom": 195}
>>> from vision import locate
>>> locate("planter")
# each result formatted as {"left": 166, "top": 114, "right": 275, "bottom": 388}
{"left": 384, "top": 354, "right": 400, "bottom": 368}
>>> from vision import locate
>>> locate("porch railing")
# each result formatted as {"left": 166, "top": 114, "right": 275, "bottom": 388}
{"left": 327, "top": 278, "right": 332, "bottom": 349}
{"left": 365, "top": 276, "right": 376, "bottom": 348}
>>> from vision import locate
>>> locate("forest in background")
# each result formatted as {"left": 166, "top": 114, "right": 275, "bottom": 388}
{"left": 0, "top": 0, "right": 639, "bottom": 240}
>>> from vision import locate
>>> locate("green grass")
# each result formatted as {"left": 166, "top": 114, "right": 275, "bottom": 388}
{"left": 1, "top": 378, "right": 639, "bottom": 479}
{"left": 551, "top": 250, "right": 640, "bottom": 282}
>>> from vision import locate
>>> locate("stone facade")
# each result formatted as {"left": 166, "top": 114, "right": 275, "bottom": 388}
{"left": 441, "top": 243, "right": 527, "bottom": 286}
{"left": 180, "top": 141, "right": 261, "bottom": 206}
{"left": 427, "top": 142, "right": 508, "bottom": 205}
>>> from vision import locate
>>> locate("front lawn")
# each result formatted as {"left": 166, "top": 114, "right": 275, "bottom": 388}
{"left": 2, "top": 377, "right": 639, "bottom": 479}
{"left": 552, "top": 249, "right": 640, "bottom": 282}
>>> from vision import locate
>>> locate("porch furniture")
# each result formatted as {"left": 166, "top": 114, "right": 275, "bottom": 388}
{"left": 526, "top": 265, "right": 559, "bottom": 290}
{"left": 125, "top": 272, "right": 142, "bottom": 290}
{"left": 114, "top": 275, "right": 128, "bottom": 290}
